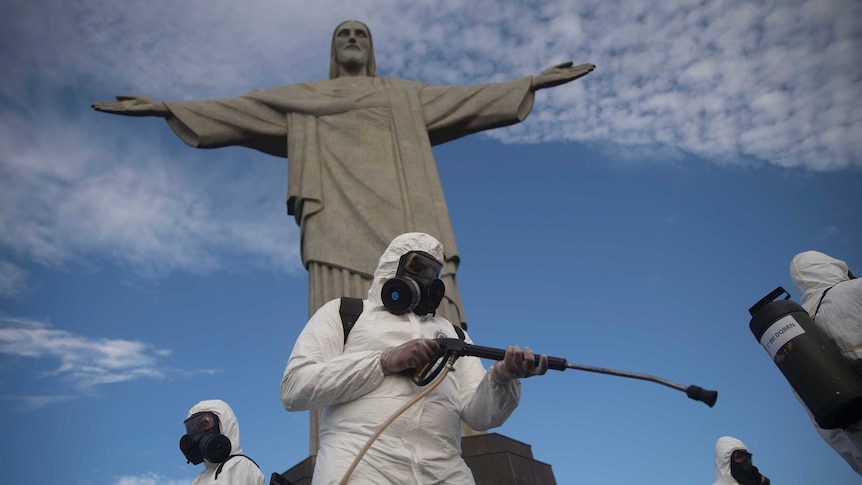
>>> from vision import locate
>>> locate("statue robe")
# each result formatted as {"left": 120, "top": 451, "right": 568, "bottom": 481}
{"left": 163, "top": 76, "right": 535, "bottom": 325}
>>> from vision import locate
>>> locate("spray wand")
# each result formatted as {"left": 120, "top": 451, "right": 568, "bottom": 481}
{"left": 415, "top": 338, "right": 718, "bottom": 407}
{"left": 340, "top": 338, "right": 717, "bottom": 484}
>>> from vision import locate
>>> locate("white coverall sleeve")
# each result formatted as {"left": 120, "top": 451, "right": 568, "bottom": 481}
{"left": 457, "top": 333, "right": 521, "bottom": 431}
{"left": 281, "top": 299, "right": 387, "bottom": 411}
{"left": 816, "top": 420, "right": 862, "bottom": 475}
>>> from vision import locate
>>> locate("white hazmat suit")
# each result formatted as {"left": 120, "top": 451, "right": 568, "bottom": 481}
{"left": 186, "top": 399, "right": 265, "bottom": 485}
{"left": 790, "top": 250, "right": 862, "bottom": 475}
{"left": 281, "top": 233, "right": 523, "bottom": 484}
{"left": 712, "top": 436, "right": 753, "bottom": 485}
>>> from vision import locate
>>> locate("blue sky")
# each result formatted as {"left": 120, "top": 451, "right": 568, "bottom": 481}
{"left": 1, "top": 0, "right": 860, "bottom": 484}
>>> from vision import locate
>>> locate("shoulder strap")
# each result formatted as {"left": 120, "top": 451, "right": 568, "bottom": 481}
{"left": 215, "top": 454, "right": 260, "bottom": 480}
{"left": 812, "top": 284, "right": 836, "bottom": 322}
{"left": 452, "top": 323, "right": 465, "bottom": 341}
{"left": 339, "top": 297, "right": 364, "bottom": 344}
{"left": 338, "top": 296, "right": 459, "bottom": 344}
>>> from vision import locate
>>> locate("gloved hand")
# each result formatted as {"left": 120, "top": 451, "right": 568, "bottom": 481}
{"left": 380, "top": 338, "right": 441, "bottom": 375}
{"left": 490, "top": 346, "right": 549, "bottom": 383}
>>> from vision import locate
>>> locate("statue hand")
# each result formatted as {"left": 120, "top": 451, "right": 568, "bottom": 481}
{"left": 531, "top": 62, "right": 595, "bottom": 91}
{"left": 91, "top": 95, "right": 169, "bottom": 117}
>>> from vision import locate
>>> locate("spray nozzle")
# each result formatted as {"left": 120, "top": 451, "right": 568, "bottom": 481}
{"left": 685, "top": 385, "right": 718, "bottom": 407}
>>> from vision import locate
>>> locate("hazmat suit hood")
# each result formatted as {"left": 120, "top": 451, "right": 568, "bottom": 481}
{"left": 187, "top": 399, "right": 243, "bottom": 468}
{"left": 790, "top": 250, "right": 862, "bottom": 362}
{"left": 790, "top": 250, "right": 852, "bottom": 317}
{"left": 713, "top": 436, "right": 749, "bottom": 485}
{"left": 368, "top": 232, "right": 444, "bottom": 309}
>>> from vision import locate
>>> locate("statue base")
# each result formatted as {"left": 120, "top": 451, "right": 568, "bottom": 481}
{"left": 277, "top": 433, "right": 556, "bottom": 484}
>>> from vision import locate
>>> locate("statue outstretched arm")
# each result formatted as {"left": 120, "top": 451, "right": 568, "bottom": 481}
{"left": 91, "top": 95, "right": 170, "bottom": 117}
{"left": 530, "top": 62, "right": 595, "bottom": 91}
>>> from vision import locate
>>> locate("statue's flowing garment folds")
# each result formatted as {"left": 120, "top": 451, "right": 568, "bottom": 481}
{"left": 163, "top": 75, "right": 535, "bottom": 324}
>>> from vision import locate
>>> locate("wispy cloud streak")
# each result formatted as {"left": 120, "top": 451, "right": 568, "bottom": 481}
{"left": 113, "top": 473, "right": 192, "bottom": 485}
{"left": 0, "top": 111, "right": 300, "bottom": 278}
{"left": 0, "top": 315, "right": 216, "bottom": 395}
{"left": 0, "top": 316, "right": 169, "bottom": 387}
{"left": 0, "top": 259, "right": 29, "bottom": 298}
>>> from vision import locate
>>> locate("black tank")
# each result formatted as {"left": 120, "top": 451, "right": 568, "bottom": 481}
{"left": 749, "top": 287, "right": 862, "bottom": 429}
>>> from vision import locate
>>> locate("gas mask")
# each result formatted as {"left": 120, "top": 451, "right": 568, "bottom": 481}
{"left": 730, "top": 450, "right": 770, "bottom": 485}
{"left": 382, "top": 250, "right": 445, "bottom": 316}
{"left": 179, "top": 411, "right": 232, "bottom": 465}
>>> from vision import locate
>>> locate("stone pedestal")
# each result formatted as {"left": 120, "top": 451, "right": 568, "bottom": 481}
{"left": 278, "top": 455, "right": 314, "bottom": 485}
{"left": 461, "top": 433, "right": 556, "bottom": 485}
{"left": 276, "top": 433, "right": 555, "bottom": 485}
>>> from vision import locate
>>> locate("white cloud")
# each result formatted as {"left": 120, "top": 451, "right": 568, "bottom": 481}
{"left": 0, "top": 109, "right": 301, "bottom": 279}
{"left": 0, "top": 0, "right": 859, "bottom": 282}
{"left": 113, "top": 472, "right": 192, "bottom": 485}
{"left": 0, "top": 315, "right": 211, "bottom": 391}
{"left": 819, "top": 225, "right": 840, "bottom": 241}
{"left": 0, "top": 394, "right": 77, "bottom": 412}
{"left": 0, "top": 259, "right": 30, "bottom": 298}
{"left": 2, "top": 0, "right": 859, "bottom": 172}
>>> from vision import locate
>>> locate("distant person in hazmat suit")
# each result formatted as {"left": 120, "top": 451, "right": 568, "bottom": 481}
{"left": 712, "top": 436, "right": 770, "bottom": 485}
{"left": 280, "top": 232, "right": 549, "bottom": 484}
{"left": 790, "top": 250, "right": 862, "bottom": 475}
{"left": 180, "top": 399, "right": 265, "bottom": 485}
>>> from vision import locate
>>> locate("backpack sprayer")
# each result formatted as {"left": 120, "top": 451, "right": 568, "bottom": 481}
{"left": 414, "top": 338, "right": 718, "bottom": 407}
{"left": 749, "top": 287, "right": 862, "bottom": 429}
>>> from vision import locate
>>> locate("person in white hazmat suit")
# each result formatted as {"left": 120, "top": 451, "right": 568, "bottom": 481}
{"left": 712, "top": 436, "right": 770, "bottom": 485}
{"left": 180, "top": 399, "right": 265, "bottom": 485}
{"left": 790, "top": 250, "right": 862, "bottom": 475}
{"left": 280, "top": 232, "right": 549, "bottom": 484}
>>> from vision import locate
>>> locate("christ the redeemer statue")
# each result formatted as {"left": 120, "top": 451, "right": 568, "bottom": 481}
{"left": 92, "top": 20, "right": 594, "bottom": 329}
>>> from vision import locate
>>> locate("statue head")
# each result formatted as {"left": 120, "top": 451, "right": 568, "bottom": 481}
{"left": 330, "top": 20, "right": 376, "bottom": 79}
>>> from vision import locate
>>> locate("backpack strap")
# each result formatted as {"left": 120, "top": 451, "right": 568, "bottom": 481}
{"left": 338, "top": 296, "right": 462, "bottom": 345}
{"left": 215, "top": 454, "right": 260, "bottom": 480}
{"left": 811, "top": 278, "right": 852, "bottom": 322}
{"left": 339, "top": 297, "right": 364, "bottom": 344}
{"left": 452, "top": 323, "right": 466, "bottom": 341}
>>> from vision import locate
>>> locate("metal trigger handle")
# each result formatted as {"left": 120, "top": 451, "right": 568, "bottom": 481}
{"left": 413, "top": 347, "right": 452, "bottom": 386}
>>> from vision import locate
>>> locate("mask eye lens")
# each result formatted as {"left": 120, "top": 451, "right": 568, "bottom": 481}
{"left": 185, "top": 412, "right": 218, "bottom": 433}
{"left": 406, "top": 258, "right": 428, "bottom": 274}
{"left": 199, "top": 416, "right": 214, "bottom": 430}
{"left": 402, "top": 252, "right": 442, "bottom": 279}
{"left": 731, "top": 450, "right": 751, "bottom": 463}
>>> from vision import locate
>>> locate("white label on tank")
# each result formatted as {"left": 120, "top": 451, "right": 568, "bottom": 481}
{"left": 760, "top": 315, "right": 806, "bottom": 359}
